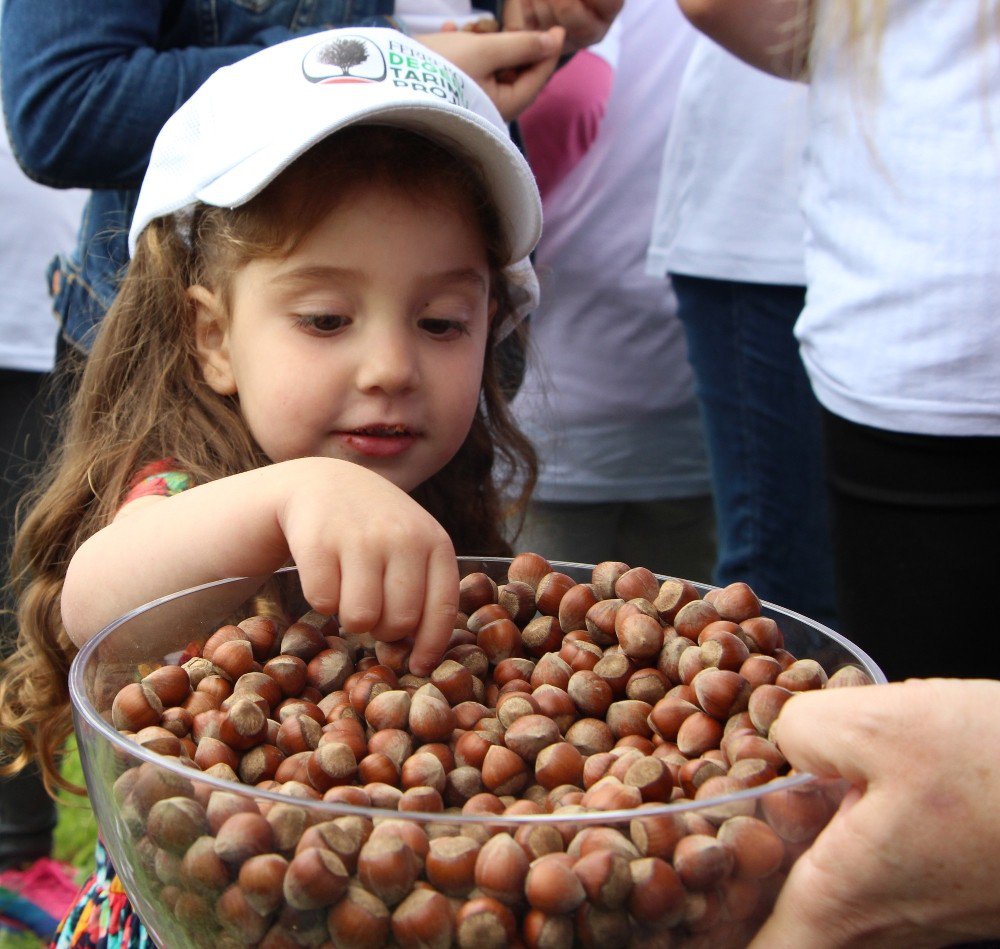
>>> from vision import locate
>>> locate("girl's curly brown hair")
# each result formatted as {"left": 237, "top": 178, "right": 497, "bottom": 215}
{"left": 0, "top": 126, "right": 537, "bottom": 795}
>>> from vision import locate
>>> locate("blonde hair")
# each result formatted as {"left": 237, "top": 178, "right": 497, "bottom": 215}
{"left": 0, "top": 126, "right": 537, "bottom": 795}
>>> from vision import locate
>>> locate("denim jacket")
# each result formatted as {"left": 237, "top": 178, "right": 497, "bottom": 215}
{"left": 0, "top": 0, "right": 398, "bottom": 351}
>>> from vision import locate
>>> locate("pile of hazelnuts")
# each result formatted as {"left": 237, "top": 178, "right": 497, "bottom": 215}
{"left": 107, "top": 553, "right": 874, "bottom": 948}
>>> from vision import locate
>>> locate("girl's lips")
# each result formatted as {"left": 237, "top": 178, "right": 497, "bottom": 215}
{"left": 337, "top": 426, "right": 417, "bottom": 458}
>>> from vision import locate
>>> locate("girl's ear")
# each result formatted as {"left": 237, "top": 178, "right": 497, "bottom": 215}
{"left": 189, "top": 285, "right": 237, "bottom": 396}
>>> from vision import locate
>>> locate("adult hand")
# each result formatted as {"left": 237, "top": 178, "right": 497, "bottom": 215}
{"left": 502, "top": 0, "right": 622, "bottom": 53}
{"left": 751, "top": 679, "right": 1000, "bottom": 948}
{"left": 418, "top": 27, "right": 565, "bottom": 120}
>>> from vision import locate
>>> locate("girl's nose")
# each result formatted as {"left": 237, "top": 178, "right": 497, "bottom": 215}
{"left": 355, "top": 325, "right": 420, "bottom": 395}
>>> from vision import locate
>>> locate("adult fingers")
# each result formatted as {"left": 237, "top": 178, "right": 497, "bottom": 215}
{"left": 474, "top": 25, "right": 564, "bottom": 74}
{"left": 768, "top": 683, "right": 910, "bottom": 786}
{"left": 488, "top": 28, "right": 564, "bottom": 120}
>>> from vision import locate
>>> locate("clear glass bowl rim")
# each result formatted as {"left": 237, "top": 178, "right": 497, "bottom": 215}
{"left": 69, "top": 559, "right": 886, "bottom": 827}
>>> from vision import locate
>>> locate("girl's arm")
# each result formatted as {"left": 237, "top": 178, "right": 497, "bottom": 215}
{"left": 676, "top": 0, "right": 814, "bottom": 79}
{"left": 61, "top": 457, "right": 458, "bottom": 675}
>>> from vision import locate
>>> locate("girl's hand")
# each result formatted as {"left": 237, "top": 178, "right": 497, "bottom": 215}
{"left": 62, "top": 458, "right": 458, "bottom": 675}
{"left": 276, "top": 458, "right": 459, "bottom": 676}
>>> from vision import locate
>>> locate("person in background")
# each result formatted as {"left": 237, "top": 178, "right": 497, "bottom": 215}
{"left": 1, "top": 28, "right": 547, "bottom": 945}
{"left": 1, "top": 0, "right": 620, "bottom": 365}
{"left": 511, "top": 0, "right": 716, "bottom": 581}
{"left": 645, "top": 29, "right": 837, "bottom": 628}
{"left": 676, "top": 0, "right": 1000, "bottom": 680}
{"left": 750, "top": 678, "right": 1000, "bottom": 948}
{"left": 0, "top": 115, "right": 87, "bottom": 936}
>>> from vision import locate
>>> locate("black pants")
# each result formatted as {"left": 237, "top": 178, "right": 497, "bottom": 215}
{"left": 0, "top": 366, "right": 58, "bottom": 867}
{"left": 822, "top": 409, "right": 1000, "bottom": 682}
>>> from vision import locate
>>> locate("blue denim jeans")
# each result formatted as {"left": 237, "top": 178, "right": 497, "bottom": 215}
{"left": 670, "top": 274, "right": 838, "bottom": 629}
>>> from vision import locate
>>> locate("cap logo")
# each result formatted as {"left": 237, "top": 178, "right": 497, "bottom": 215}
{"left": 301, "top": 34, "right": 470, "bottom": 106}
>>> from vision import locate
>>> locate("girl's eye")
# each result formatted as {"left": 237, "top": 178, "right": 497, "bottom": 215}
{"left": 419, "top": 317, "right": 468, "bottom": 339}
{"left": 295, "top": 314, "right": 348, "bottom": 334}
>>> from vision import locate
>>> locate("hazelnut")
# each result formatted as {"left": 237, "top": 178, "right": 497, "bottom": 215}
{"left": 237, "top": 614, "right": 279, "bottom": 660}
{"left": 521, "top": 616, "right": 564, "bottom": 657}
{"left": 211, "top": 638, "right": 256, "bottom": 681}
{"left": 747, "top": 684, "right": 795, "bottom": 736}
{"left": 556, "top": 583, "right": 599, "bottom": 634}
{"left": 213, "top": 811, "right": 275, "bottom": 866}
{"left": 141, "top": 664, "right": 190, "bottom": 707}
{"left": 530, "top": 685, "right": 577, "bottom": 733}
{"left": 567, "top": 670, "right": 613, "bottom": 718}
{"left": 482, "top": 744, "right": 529, "bottom": 796}
{"left": 628, "top": 857, "right": 685, "bottom": 925}
{"left": 692, "top": 667, "right": 753, "bottom": 720}
{"left": 459, "top": 571, "right": 499, "bottom": 615}
{"left": 408, "top": 692, "right": 456, "bottom": 743}
{"left": 357, "top": 835, "right": 421, "bottom": 907}
{"left": 499, "top": 579, "right": 538, "bottom": 626}
{"left": 504, "top": 713, "right": 561, "bottom": 762}
{"left": 390, "top": 886, "right": 454, "bottom": 949}
{"left": 476, "top": 617, "right": 521, "bottom": 665}
{"left": 524, "top": 851, "right": 586, "bottom": 914}
{"left": 507, "top": 551, "right": 553, "bottom": 590}
{"left": 827, "top": 664, "right": 876, "bottom": 688}
{"left": 564, "top": 718, "right": 614, "bottom": 757}
{"left": 717, "top": 814, "right": 786, "bottom": 879}
{"left": 180, "top": 834, "right": 231, "bottom": 891}
{"left": 630, "top": 807, "right": 687, "bottom": 859}
{"left": 533, "top": 741, "right": 584, "bottom": 791}
{"left": 283, "top": 846, "right": 348, "bottom": 910}
{"left": 112, "top": 682, "right": 162, "bottom": 732}
{"left": 238, "top": 852, "right": 288, "bottom": 915}
{"left": 146, "top": 796, "right": 208, "bottom": 854}
{"left": 401, "top": 752, "right": 447, "bottom": 794}
{"left": 583, "top": 598, "right": 622, "bottom": 647}
{"left": 673, "top": 833, "right": 735, "bottom": 890}
{"left": 326, "top": 885, "right": 390, "bottom": 949}
{"left": 605, "top": 699, "right": 653, "bottom": 740}
{"left": 454, "top": 896, "right": 516, "bottom": 949}
{"left": 475, "top": 832, "right": 529, "bottom": 904}
{"left": 522, "top": 907, "right": 574, "bottom": 949}
{"left": 712, "top": 582, "right": 762, "bottom": 623}
{"left": 740, "top": 616, "right": 784, "bottom": 654}
{"left": 674, "top": 599, "right": 721, "bottom": 641}
{"left": 573, "top": 848, "right": 631, "bottom": 908}
{"left": 216, "top": 883, "right": 269, "bottom": 943}
{"left": 424, "top": 835, "right": 480, "bottom": 896}
{"left": 280, "top": 616, "right": 329, "bottom": 661}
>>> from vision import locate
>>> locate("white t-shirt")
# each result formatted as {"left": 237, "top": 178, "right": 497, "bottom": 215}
{"left": 0, "top": 121, "right": 87, "bottom": 372}
{"left": 393, "top": 0, "right": 496, "bottom": 33}
{"left": 646, "top": 38, "right": 808, "bottom": 286}
{"left": 796, "top": 0, "right": 1000, "bottom": 435}
{"left": 511, "top": 0, "right": 710, "bottom": 502}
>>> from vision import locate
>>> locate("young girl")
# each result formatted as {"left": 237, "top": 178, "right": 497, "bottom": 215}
{"left": 0, "top": 27, "right": 541, "bottom": 945}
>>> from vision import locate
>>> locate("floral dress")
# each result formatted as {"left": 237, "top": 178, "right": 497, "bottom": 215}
{"left": 51, "top": 461, "right": 191, "bottom": 949}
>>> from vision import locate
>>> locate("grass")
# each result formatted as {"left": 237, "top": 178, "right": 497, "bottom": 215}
{"left": 0, "top": 743, "right": 98, "bottom": 949}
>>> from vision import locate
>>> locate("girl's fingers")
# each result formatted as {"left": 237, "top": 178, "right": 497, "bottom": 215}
{"left": 376, "top": 539, "right": 431, "bottom": 643}
{"left": 335, "top": 548, "right": 385, "bottom": 636}
{"left": 408, "top": 542, "right": 460, "bottom": 676}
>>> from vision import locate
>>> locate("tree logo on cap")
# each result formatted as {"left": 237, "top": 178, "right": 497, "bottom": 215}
{"left": 303, "top": 35, "right": 387, "bottom": 84}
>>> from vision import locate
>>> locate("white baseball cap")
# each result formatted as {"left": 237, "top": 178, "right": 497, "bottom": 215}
{"left": 130, "top": 27, "right": 541, "bottom": 321}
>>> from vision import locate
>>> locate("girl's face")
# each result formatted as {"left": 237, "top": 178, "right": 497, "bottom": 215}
{"left": 191, "top": 182, "right": 493, "bottom": 493}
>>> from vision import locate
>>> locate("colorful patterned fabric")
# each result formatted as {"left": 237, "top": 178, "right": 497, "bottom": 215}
{"left": 121, "top": 458, "right": 192, "bottom": 506}
{"left": 50, "top": 841, "right": 151, "bottom": 949}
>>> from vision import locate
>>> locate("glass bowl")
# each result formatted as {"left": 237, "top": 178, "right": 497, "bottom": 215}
{"left": 69, "top": 558, "right": 885, "bottom": 948}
